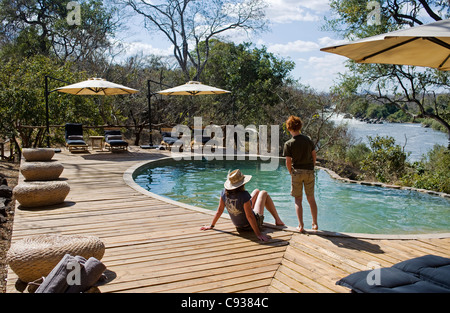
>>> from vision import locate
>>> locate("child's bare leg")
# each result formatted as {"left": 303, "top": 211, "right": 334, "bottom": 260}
{"left": 295, "top": 196, "right": 304, "bottom": 232}
{"left": 306, "top": 194, "right": 318, "bottom": 230}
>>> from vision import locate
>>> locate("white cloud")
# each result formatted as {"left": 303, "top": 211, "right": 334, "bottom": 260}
{"left": 317, "top": 36, "right": 349, "bottom": 48}
{"left": 267, "top": 40, "right": 319, "bottom": 55}
{"left": 265, "top": 0, "right": 330, "bottom": 23}
{"left": 298, "top": 54, "right": 349, "bottom": 91}
{"left": 121, "top": 41, "right": 173, "bottom": 57}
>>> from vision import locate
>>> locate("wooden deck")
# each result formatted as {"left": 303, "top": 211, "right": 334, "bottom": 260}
{"left": 6, "top": 147, "right": 450, "bottom": 293}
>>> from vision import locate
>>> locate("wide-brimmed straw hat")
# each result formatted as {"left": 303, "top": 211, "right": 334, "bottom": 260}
{"left": 224, "top": 169, "right": 252, "bottom": 190}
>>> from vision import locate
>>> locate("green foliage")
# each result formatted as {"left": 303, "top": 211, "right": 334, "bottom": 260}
{"left": 195, "top": 40, "right": 295, "bottom": 125}
{"left": 346, "top": 143, "right": 371, "bottom": 168}
{"left": 325, "top": 0, "right": 450, "bottom": 136}
{"left": 401, "top": 145, "right": 450, "bottom": 193}
{"left": 360, "top": 135, "right": 409, "bottom": 182}
{"left": 0, "top": 0, "right": 119, "bottom": 63}
{"left": 0, "top": 55, "right": 103, "bottom": 147}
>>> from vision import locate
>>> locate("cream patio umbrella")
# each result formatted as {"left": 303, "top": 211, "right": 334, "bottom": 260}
{"left": 156, "top": 81, "right": 231, "bottom": 96}
{"left": 320, "top": 19, "right": 450, "bottom": 71}
{"left": 153, "top": 80, "right": 231, "bottom": 150}
{"left": 55, "top": 77, "right": 139, "bottom": 95}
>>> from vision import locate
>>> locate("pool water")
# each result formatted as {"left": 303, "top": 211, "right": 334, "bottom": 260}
{"left": 133, "top": 158, "right": 450, "bottom": 235}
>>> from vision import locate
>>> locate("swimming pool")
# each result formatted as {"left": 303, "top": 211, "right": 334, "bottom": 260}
{"left": 133, "top": 158, "right": 450, "bottom": 235}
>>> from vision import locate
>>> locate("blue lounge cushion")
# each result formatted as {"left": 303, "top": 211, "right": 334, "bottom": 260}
{"left": 68, "top": 135, "right": 84, "bottom": 141}
{"left": 104, "top": 130, "right": 121, "bottom": 136}
{"left": 393, "top": 255, "right": 450, "bottom": 290}
{"left": 107, "top": 140, "right": 128, "bottom": 147}
{"left": 162, "top": 137, "right": 177, "bottom": 144}
{"left": 105, "top": 135, "right": 123, "bottom": 141}
{"left": 66, "top": 140, "right": 87, "bottom": 146}
{"left": 336, "top": 255, "right": 450, "bottom": 293}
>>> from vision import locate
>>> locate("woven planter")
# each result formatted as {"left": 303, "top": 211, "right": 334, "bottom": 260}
{"left": 13, "top": 181, "right": 70, "bottom": 208}
{"left": 7, "top": 234, "right": 105, "bottom": 282}
{"left": 20, "top": 162, "right": 64, "bottom": 181}
{"left": 22, "top": 148, "right": 55, "bottom": 162}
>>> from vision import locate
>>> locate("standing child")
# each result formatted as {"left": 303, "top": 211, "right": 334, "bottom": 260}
{"left": 283, "top": 115, "right": 318, "bottom": 232}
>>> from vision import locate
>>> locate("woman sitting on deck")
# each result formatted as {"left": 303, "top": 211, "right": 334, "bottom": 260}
{"left": 200, "top": 169, "right": 285, "bottom": 242}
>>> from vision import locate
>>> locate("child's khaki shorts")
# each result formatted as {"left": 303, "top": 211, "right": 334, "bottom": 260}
{"left": 291, "top": 169, "right": 315, "bottom": 198}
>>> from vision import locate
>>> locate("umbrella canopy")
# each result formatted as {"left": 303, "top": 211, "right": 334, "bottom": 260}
{"left": 56, "top": 77, "right": 139, "bottom": 95}
{"left": 320, "top": 19, "right": 450, "bottom": 71}
{"left": 156, "top": 81, "right": 231, "bottom": 96}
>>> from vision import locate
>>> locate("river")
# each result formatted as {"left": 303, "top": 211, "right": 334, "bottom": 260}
{"left": 330, "top": 115, "right": 448, "bottom": 162}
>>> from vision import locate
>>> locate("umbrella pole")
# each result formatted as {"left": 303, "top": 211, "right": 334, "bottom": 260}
{"left": 45, "top": 76, "right": 50, "bottom": 148}
{"left": 148, "top": 79, "right": 152, "bottom": 145}
{"left": 141, "top": 79, "right": 155, "bottom": 149}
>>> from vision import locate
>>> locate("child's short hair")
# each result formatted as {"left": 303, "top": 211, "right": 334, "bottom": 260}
{"left": 286, "top": 115, "right": 303, "bottom": 132}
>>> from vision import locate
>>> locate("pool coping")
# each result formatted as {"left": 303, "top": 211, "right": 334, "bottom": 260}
{"left": 123, "top": 154, "right": 450, "bottom": 240}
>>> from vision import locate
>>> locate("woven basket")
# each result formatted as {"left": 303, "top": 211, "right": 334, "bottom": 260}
{"left": 13, "top": 181, "right": 70, "bottom": 208}
{"left": 7, "top": 234, "right": 105, "bottom": 282}
{"left": 22, "top": 148, "right": 55, "bottom": 162}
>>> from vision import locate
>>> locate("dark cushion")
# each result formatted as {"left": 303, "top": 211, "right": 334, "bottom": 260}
{"left": 66, "top": 140, "right": 87, "bottom": 146}
{"left": 107, "top": 140, "right": 128, "bottom": 147}
{"left": 68, "top": 135, "right": 84, "bottom": 141}
{"left": 104, "top": 130, "right": 121, "bottom": 136}
{"left": 105, "top": 135, "right": 123, "bottom": 141}
{"left": 162, "top": 137, "right": 177, "bottom": 144}
{"left": 336, "top": 255, "right": 450, "bottom": 293}
{"left": 393, "top": 255, "right": 450, "bottom": 289}
{"left": 65, "top": 123, "right": 83, "bottom": 140}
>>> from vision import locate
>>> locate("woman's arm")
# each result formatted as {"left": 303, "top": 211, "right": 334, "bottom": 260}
{"left": 243, "top": 201, "right": 270, "bottom": 242}
{"left": 200, "top": 197, "right": 225, "bottom": 230}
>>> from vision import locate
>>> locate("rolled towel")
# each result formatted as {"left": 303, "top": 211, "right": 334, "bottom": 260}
{"left": 35, "top": 254, "right": 86, "bottom": 293}
{"left": 65, "top": 257, "right": 106, "bottom": 293}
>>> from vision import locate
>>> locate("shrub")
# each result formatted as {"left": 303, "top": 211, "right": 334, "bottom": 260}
{"left": 402, "top": 145, "right": 450, "bottom": 193}
{"left": 346, "top": 143, "right": 370, "bottom": 168}
{"left": 360, "top": 135, "right": 409, "bottom": 182}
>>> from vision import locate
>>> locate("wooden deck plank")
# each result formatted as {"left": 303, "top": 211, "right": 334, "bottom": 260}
{"left": 6, "top": 147, "right": 450, "bottom": 294}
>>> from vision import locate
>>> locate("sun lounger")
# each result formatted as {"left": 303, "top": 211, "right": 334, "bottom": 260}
{"left": 65, "top": 123, "right": 88, "bottom": 152}
{"left": 160, "top": 128, "right": 179, "bottom": 150}
{"left": 104, "top": 129, "right": 128, "bottom": 151}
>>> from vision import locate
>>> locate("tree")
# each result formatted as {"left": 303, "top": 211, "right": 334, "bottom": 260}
{"left": 0, "top": 55, "right": 102, "bottom": 148}
{"left": 324, "top": 0, "right": 450, "bottom": 145}
{"left": 360, "top": 135, "right": 408, "bottom": 182}
{"left": 0, "top": 0, "right": 121, "bottom": 63}
{"left": 121, "top": 0, "right": 268, "bottom": 81}
{"left": 199, "top": 40, "right": 294, "bottom": 125}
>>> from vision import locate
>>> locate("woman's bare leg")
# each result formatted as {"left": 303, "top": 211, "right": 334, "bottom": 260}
{"left": 253, "top": 190, "right": 284, "bottom": 226}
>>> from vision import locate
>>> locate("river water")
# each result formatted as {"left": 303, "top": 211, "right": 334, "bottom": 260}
{"left": 330, "top": 115, "right": 448, "bottom": 162}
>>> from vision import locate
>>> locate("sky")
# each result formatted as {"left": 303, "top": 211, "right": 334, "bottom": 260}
{"left": 117, "top": 0, "right": 351, "bottom": 92}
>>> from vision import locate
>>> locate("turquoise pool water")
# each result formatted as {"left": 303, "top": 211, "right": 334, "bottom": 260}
{"left": 133, "top": 158, "right": 450, "bottom": 235}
